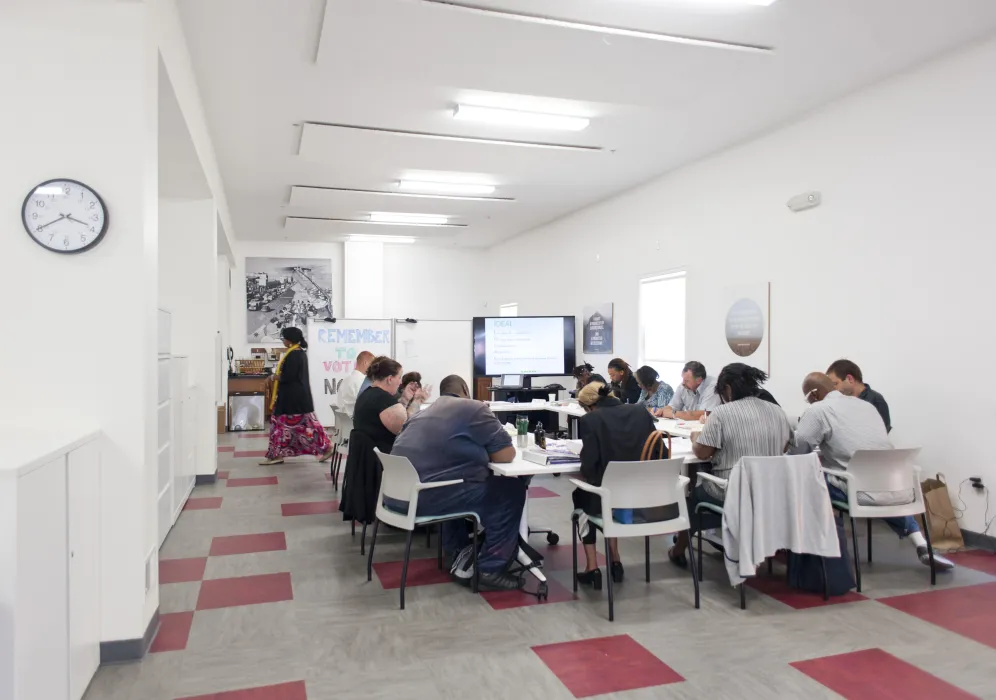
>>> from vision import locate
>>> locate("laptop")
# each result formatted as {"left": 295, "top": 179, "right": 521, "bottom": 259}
{"left": 497, "top": 374, "right": 523, "bottom": 389}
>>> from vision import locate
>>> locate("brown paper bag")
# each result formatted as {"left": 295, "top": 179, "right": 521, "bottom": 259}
{"left": 921, "top": 473, "right": 965, "bottom": 552}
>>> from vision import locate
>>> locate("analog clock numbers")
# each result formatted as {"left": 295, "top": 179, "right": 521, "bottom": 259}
{"left": 21, "top": 179, "right": 108, "bottom": 254}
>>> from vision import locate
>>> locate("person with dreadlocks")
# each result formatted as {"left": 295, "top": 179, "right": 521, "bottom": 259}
{"left": 667, "top": 363, "right": 792, "bottom": 567}
{"left": 572, "top": 362, "right": 606, "bottom": 392}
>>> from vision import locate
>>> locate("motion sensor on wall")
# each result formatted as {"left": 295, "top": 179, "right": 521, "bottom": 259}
{"left": 787, "top": 191, "right": 822, "bottom": 212}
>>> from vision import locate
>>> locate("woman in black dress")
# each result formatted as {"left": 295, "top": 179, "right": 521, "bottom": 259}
{"left": 260, "top": 327, "right": 333, "bottom": 465}
{"left": 607, "top": 358, "right": 642, "bottom": 405}
{"left": 352, "top": 356, "right": 414, "bottom": 453}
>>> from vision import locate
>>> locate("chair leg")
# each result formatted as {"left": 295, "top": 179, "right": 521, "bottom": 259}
{"left": 867, "top": 518, "right": 873, "bottom": 563}
{"left": 739, "top": 582, "right": 746, "bottom": 610}
{"left": 921, "top": 512, "right": 936, "bottom": 586}
{"left": 437, "top": 524, "right": 444, "bottom": 570}
{"left": 696, "top": 513, "right": 704, "bottom": 583}
{"left": 366, "top": 519, "right": 380, "bottom": 581}
{"left": 820, "top": 556, "right": 829, "bottom": 601}
{"left": 645, "top": 536, "right": 651, "bottom": 583}
{"left": 351, "top": 519, "right": 356, "bottom": 537}
{"left": 471, "top": 518, "right": 480, "bottom": 594}
{"left": 571, "top": 514, "right": 579, "bottom": 593}
{"left": 425, "top": 525, "right": 431, "bottom": 549}
{"left": 399, "top": 530, "right": 414, "bottom": 610}
{"left": 850, "top": 517, "right": 862, "bottom": 593}
{"left": 360, "top": 522, "right": 368, "bottom": 556}
{"left": 686, "top": 529, "right": 700, "bottom": 610}
{"left": 605, "top": 534, "right": 614, "bottom": 622}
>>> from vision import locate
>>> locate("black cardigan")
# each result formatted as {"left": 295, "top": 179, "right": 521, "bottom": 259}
{"left": 611, "top": 373, "right": 642, "bottom": 405}
{"left": 272, "top": 349, "right": 315, "bottom": 416}
{"left": 578, "top": 399, "right": 663, "bottom": 487}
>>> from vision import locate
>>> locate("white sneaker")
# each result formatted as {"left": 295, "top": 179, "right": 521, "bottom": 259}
{"left": 917, "top": 546, "right": 954, "bottom": 571}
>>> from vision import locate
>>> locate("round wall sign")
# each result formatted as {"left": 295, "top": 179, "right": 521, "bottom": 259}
{"left": 725, "top": 298, "right": 765, "bottom": 357}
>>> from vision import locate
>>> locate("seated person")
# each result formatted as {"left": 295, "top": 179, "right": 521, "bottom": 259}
{"left": 670, "top": 364, "right": 792, "bottom": 566}
{"left": 657, "top": 361, "right": 720, "bottom": 420}
{"left": 338, "top": 350, "right": 374, "bottom": 417}
{"left": 396, "top": 371, "right": 432, "bottom": 415}
{"left": 607, "top": 358, "right": 642, "bottom": 404}
{"left": 573, "top": 381, "right": 664, "bottom": 589}
{"left": 635, "top": 365, "right": 675, "bottom": 412}
{"left": 826, "top": 359, "right": 891, "bottom": 432}
{"left": 791, "top": 372, "right": 952, "bottom": 570}
{"left": 573, "top": 362, "right": 607, "bottom": 392}
{"left": 391, "top": 375, "right": 524, "bottom": 591}
{"left": 352, "top": 357, "right": 414, "bottom": 453}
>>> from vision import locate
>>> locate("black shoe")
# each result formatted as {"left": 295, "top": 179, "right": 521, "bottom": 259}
{"left": 611, "top": 561, "right": 624, "bottom": 584}
{"left": 576, "top": 568, "right": 603, "bottom": 590}
{"left": 478, "top": 571, "right": 525, "bottom": 591}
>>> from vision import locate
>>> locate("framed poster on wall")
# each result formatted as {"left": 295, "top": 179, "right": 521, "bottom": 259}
{"left": 721, "top": 283, "right": 770, "bottom": 373}
{"left": 583, "top": 303, "right": 614, "bottom": 354}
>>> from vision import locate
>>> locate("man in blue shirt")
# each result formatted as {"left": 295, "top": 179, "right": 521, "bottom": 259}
{"left": 392, "top": 375, "right": 523, "bottom": 590}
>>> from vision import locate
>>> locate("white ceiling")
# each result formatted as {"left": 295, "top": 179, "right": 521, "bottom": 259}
{"left": 176, "top": 0, "right": 996, "bottom": 248}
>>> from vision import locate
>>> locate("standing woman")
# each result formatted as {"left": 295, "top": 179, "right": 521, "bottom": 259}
{"left": 607, "top": 358, "right": 641, "bottom": 405}
{"left": 635, "top": 365, "right": 674, "bottom": 412}
{"left": 260, "top": 327, "right": 333, "bottom": 466}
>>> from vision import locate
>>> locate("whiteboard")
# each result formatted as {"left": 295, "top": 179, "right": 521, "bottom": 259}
{"left": 393, "top": 320, "right": 473, "bottom": 396}
{"left": 307, "top": 319, "right": 393, "bottom": 426}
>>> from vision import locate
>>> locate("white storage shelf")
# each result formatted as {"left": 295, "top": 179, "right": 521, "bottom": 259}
{"left": 0, "top": 427, "right": 103, "bottom": 700}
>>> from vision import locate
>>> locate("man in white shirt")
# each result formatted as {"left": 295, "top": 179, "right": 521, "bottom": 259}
{"left": 657, "top": 361, "right": 720, "bottom": 420}
{"left": 337, "top": 351, "right": 374, "bottom": 417}
{"left": 791, "top": 372, "right": 953, "bottom": 571}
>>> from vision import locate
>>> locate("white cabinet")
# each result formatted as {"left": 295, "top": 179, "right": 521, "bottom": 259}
{"left": 158, "top": 356, "right": 196, "bottom": 546}
{"left": 0, "top": 430, "right": 103, "bottom": 700}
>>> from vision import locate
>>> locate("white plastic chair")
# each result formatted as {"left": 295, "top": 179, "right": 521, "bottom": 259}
{"left": 569, "top": 458, "right": 697, "bottom": 621}
{"left": 368, "top": 450, "right": 482, "bottom": 609}
{"left": 822, "top": 447, "right": 934, "bottom": 590}
{"left": 330, "top": 410, "right": 352, "bottom": 491}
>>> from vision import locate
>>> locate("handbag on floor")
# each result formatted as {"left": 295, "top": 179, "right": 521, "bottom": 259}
{"left": 787, "top": 516, "right": 856, "bottom": 596}
{"left": 921, "top": 473, "right": 965, "bottom": 551}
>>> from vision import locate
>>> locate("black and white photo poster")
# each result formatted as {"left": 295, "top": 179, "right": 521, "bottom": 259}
{"left": 246, "top": 257, "right": 335, "bottom": 343}
{"left": 583, "top": 303, "right": 614, "bottom": 354}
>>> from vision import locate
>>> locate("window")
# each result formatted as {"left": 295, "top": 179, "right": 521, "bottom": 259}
{"left": 639, "top": 271, "right": 686, "bottom": 390}
{"left": 499, "top": 303, "right": 518, "bottom": 317}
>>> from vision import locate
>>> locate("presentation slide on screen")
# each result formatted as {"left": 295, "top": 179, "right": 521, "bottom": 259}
{"left": 485, "top": 317, "right": 565, "bottom": 375}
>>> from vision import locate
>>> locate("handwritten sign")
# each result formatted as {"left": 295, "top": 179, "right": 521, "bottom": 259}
{"left": 308, "top": 320, "right": 393, "bottom": 426}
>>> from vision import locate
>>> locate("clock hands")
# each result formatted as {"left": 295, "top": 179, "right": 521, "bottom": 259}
{"left": 36, "top": 214, "right": 67, "bottom": 231}
{"left": 66, "top": 215, "right": 90, "bottom": 227}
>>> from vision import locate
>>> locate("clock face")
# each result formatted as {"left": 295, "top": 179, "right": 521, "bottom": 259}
{"left": 21, "top": 179, "right": 109, "bottom": 254}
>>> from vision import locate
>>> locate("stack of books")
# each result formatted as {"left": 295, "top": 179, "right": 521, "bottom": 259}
{"left": 522, "top": 439, "right": 582, "bottom": 466}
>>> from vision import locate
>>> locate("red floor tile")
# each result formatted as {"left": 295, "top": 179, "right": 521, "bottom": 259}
{"left": 281, "top": 500, "right": 339, "bottom": 516}
{"left": 746, "top": 575, "right": 867, "bottom": 609}
{"left": 184, "top": 497, "right": 223, "bottom": 511}
{"left": 196, "top": 572, "right": 294, "bottom": 611}
{"left": 227, "top": 476, "right": 279, "bottom": 487}
{"left": 373, "top": 557, "right": 452, "bottom": 589}
{"left": 159, "top": 557, "right": 207, "bottom": 584}
{"left": 233, "top": 450, "right": 268, "bottom": 459}
{"left": 946, "top": 549, "right": 996, "bottom": 576}
{"left": 210, "top": 532, "right": 287, "bottom": 557}
{"left": 536, "top": 543, "right": 606, "bottom": 572}
{"left": 791, "top": 648, "right": 978, "bottom": 699}
{"left": 481, "top": 576, "right": 576, "bottom": 610}
{"left": 218, "top": 470, "right": 230, "bottom": 479}
{"left": 218, "top": 445, "right": 235, "bottom": 453}
{"left": 149, "top": 611, "right": 194, "bottom": 653}
{"left": 177, "top": 680, "right": 308, "bottom": 700}
{"left": 529, "top": 486, "right": 560, "bottom": 498}
{"left": 880, "top": 581, "right": 996, "bottom": 650}
{"left": 533, "top": 634, "right": 684, "bottom": 698}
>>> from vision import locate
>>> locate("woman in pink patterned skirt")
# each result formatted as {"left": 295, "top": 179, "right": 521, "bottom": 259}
{"left": 260, "top": 327, "right": 333, "bottom": 465}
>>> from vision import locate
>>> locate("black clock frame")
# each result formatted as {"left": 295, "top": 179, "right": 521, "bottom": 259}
{"left": 21, "top": 178, "right": 110, "bottom": 255}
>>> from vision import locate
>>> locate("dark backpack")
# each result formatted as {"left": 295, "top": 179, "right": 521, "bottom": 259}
{"left": 786, "top": 515, "right": 856, "bottom": 596}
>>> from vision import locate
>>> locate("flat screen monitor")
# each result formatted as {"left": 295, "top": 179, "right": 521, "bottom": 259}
{"left": 500, "top": 374, "right": 522, "bottom": 388}
{"left": 473, "top": 316, "right": 576, "bottom": 377}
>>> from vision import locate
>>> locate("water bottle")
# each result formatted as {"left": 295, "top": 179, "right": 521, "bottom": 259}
{"left": 534, "top": 422, "right": 546, "bottom": 450}
{"left": 516, "top": 415, "right": 528, "bottom": 448}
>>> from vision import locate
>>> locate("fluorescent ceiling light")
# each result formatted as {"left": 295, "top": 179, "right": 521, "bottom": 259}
{"left": 418, "top": 1, "right": 773, "bottom": 53}
{"left": 453, "top": 105, "right": 589, "bottom": 132}
{"left": 349, "top": 235, "right": 416, "bottom": 244}
{"left": 397, "top": 179, "right": 497, "bottom": 196}
{"left": 370, "top": 212, "right": 449, "bottom": 225}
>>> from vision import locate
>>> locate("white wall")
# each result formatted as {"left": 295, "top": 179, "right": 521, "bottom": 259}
{"left": 487, "top": 38, "right": 996, "bottom": 532}
{"left": 0, "top": 4, "right": 160, "bottom": 641}
{"left": 217, "top": 254, "right": 233, "bottom": 405}
{"left": 345, "top": 241, "right": 385, "bottom": 318}
{"left": 159, "top": 198, "right": 219, "bottom": 476}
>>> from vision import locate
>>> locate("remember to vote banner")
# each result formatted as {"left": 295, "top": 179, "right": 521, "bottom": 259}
{"left": 307, "top": 320, "right": 393, "bottom": 426}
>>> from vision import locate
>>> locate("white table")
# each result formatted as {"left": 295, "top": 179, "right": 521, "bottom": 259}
{"left": 488, "top": 439, "right": 703, "bottom": 593}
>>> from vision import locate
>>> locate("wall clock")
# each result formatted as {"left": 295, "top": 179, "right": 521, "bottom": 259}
{"left": 21, "top": 179, "right": 109, "bottom": 254}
